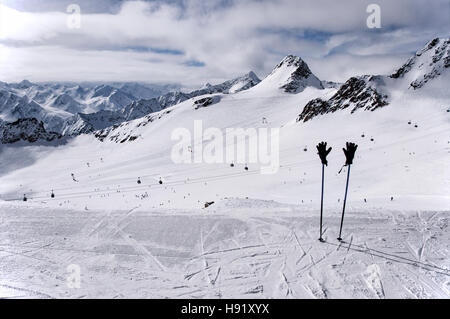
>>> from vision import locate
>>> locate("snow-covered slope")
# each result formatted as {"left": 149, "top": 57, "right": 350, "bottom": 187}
{"left": 0, "top": 202, "right": 447, "bottom": 298}
{"left": 120, "top": 72, "right": 261, "bottom": 122}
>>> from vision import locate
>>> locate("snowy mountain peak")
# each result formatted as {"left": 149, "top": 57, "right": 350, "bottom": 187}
{"left": 92, "top": 84, "right": 117, "bottom": 98}
{"left": 417, "top": 37, "right": 448, "bottom": 58}
{"left": 390, "top": 37, "right": 449, "bottom": 89}
{"left": 274, "top": 55, "right": 308, "bottom": 70}
{"left": 224, "top": 71, "right": 261, "bottom": 93}
{"left": 245, "top": 71, "right": 260, "bottom": 82}
{"left": 200, "top": 82, "right": 213, "bottom": 89}
{"left": 17, "top": 80, "right": 34, "bottom": 89}
{"left": 254, "top": 55, "right": 323, "bottom": 94}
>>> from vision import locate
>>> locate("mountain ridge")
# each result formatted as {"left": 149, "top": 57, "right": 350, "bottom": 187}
{"left": 297, "top": 37, "right": 449, "bottom": 123}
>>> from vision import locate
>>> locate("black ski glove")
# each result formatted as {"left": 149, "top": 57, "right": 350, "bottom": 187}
{"left": 343, "top": 142, "right": 358, "bottom": 166}
{"left": 316, "top": 142, "right": 332, "bottom": 166}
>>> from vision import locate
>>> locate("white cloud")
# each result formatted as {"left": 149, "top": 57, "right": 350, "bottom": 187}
{"left": 307, "top": 54, "right": 410, "bottom": 83}
{"left": 0, "top": 0, "right": 448, "bottom": 85}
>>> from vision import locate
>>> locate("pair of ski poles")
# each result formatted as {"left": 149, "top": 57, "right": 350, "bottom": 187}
{"left": 317, "top": 142, "right": 358, "bottom": 242}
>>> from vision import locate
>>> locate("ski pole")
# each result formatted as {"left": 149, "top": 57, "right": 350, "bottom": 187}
{"left": 338, "top": 164, "right": 351, "bottom": 241}
{"left": 316, "top": 142, "right": 331, "bottom": 242}
{"left": 338, "top": 142, "right": 357, "bottom": 241}
{"left": 319, "top": 163, "right": 325, "bottom": 242}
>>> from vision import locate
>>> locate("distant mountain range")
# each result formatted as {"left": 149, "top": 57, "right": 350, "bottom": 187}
{"left": 0, "top": 72, "right": 263, "bottom": 138}
{"left": 0, "top": 37, "right": 448, "bottom": 144}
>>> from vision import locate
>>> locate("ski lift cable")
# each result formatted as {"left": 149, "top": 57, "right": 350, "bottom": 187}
{"left": 14, "top": 146, "right": 320, "bottom": 197}
{"left": 25, "top": 155, "right": 301, "bottom": 197}
{"left": 33, "top": 126, "right": 337, "bottom": 194}
{"left": 3, "top": 159, "right": 308, "bottom": 202}
{"left": 8, "top": 137, "right": 351, "bottom": 199}
{"left": 11, "top": 142, "right": 444, "bottom": 203}
{"left": 8, "top": 168, "right": 264, "bottom": 202}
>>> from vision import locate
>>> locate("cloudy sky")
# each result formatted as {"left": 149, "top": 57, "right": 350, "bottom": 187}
{"left": 0, "top": 0, "right": 448, "bottom": 87}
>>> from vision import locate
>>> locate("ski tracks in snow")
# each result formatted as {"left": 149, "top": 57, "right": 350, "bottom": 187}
{"left": 0, "top": 206, "right": 448, "bottom": 298}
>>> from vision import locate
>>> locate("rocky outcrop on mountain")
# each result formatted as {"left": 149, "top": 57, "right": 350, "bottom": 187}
{"left": 0, "top": 118, "right": 62, "bottom": 144}
{"left": 390, "top": 38, "right": 449, "bottom": 89}
{"left": 297, "top": 98, "right": 332, "bottom": 122}
{"left": 321, "top": 81, "right": 342, "bottom": 89}
{"left": 193, "top": 96, "right": 221, "bottom": 109}
{"left": 297, "top": 76, "right": 389, "bottom": 122}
